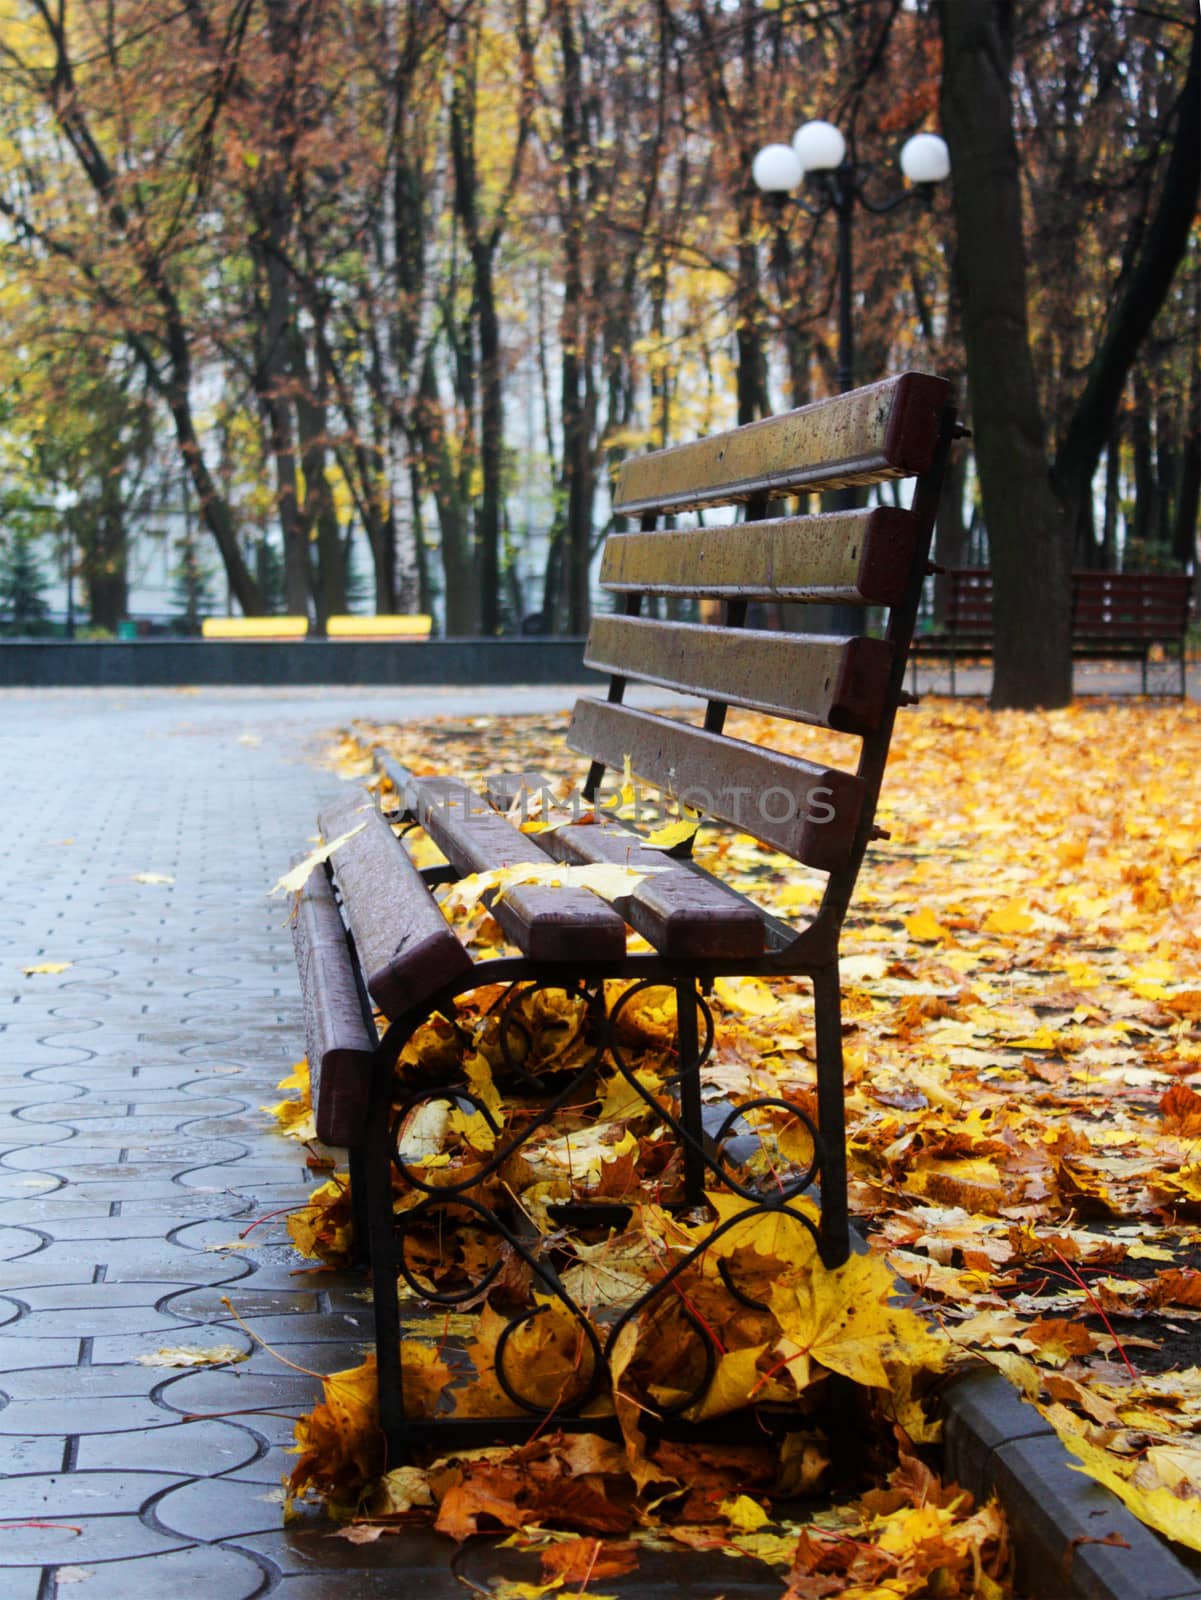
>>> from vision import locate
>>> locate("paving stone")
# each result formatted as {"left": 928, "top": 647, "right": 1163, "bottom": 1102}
{"left": 5, "top": 1240, "right": 252, "bottom": 1287}
{"left": 0, "top": 1469, "right": 186, "bottom": 1519}
{"left": 74, "top": 1419, "right": 263, "bottom": 1477}
{"left": 0, "top": 1364, "right": 165, "bottom": 1401}
{"left": 0, "top": 1307, "right": 188, "bottom": 1340}
{"left": 170, "top": 1218, "right": 290, "bottom": 1252}
{"left": 153, "top": 1475, "right": 288, "bottom": 1541}
{"left": 112, "top": 1194, "right": 255, "bottom": 1220}
{"left": 0, "top": 1335, "right": 80, "bottom": 1368}
{"left": 0, "top": 1396, "right": 179, "bottom": 1435}
{"left": 154, "top": 1367, "right": 319, "bottom": 1419}
{"left": 13, "top": 1281, "right": 190, "bottom": 1313}
{"left": 162, "top": 1287, "right": 322, "bottom": 1319}
{"left": 242, "top": 1341, "right": 368, "bottom": 1378}
{"left": 0, "top": 1434, "right": 69, "bottom": 1474}
{"left": 0, "top": 1225, "right": 47, "bottom": 1260}
{"left": 0, "top": 1172, "right": 62, "bottom": 1199}
{"left": 0, "top": 1511, "right": 187, "bottom": 1567}
{"left": 89, "top": 1328, "right": 254, "bottom": 1365}
{"left": 41, "top": 1542, "right": 269, "bottom": 1599}
{"left": 40, "top": 1213, "right": 219, "bottom": 1242}
{"left": 0, "top": 1195, "right": 115, "bottom": 1222}
{"left": 218, "top": 1439, "right": 300, "bottom": 1486}
{"left": 178, "top": 1163, "right": 310, "bottom": 1190}
{"left": 0, "top": 1566, "right": 41, "bottom": 1599}
{"left": 0, "top": 1121, "right": 76, "bottom": 1147}
{"left": 47, "top": 1182, "right": 236, "bottom": 1207}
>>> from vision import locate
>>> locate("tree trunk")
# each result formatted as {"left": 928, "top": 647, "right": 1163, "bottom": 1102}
{"left": 1175, "top": 318, "right": 1201, "bottom": 569}
{"left": 1101, "top": 420, "right": 1121, "bottom": 571}
{"left": 86, "top": 501, "right": 127, "bottom": 632}
{"left": 933, "top": 445, "right": 969, "bottom": 618}
{"left": 288, "top": 329, "right": 345, "bottom": 631}
{"left": 474, "top": 245, "right": 503, "bottom": 634}
{"left": 1131, "top": 372, "right": 1155, "bottom": 552}
{"left": 939, "top": 0, "right": 1072, "bottom": 707}
{"left": 414, "top": 353, "right": 475, "bottom": 633}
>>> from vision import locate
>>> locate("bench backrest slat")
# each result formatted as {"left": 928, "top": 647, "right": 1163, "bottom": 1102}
{"left": 566, "top": 698, "right": 866, "bottom": 873}
{"left": 584, "top": 616, "right": 893, "bottom": 735}
{"left": 613, "top": 373, "right": 948, "bottom": 516}
{"left": 599, "top": 507, "right": 918, "bottom": 607}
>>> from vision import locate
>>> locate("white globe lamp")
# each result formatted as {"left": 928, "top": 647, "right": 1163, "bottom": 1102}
{"left": 751, "top": 143, "right": 803, "bottom": 193}
{"left": 899, "top": 132, "right": 950, "bottom": 184}
{"left": 792, "top": 119, "right": 847, "bottom": 173}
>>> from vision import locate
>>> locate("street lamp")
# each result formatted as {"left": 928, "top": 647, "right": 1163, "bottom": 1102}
{"left": 752, "top": 119, "right": 950, "bottom": 396}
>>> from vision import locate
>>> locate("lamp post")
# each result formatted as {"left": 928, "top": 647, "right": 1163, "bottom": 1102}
{"left": 751, "top": 120, "right": 950, "bottom": 399}
{"left": 751, "top": 122, "right": 949, "bottom": 633}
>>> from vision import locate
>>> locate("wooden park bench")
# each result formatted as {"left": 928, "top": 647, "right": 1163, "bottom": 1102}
{"left": 291, "top": 372, "right": 958, "bottom": 1460}
{"left": 911, "top": 567, "right": 1192, "bottom": 696}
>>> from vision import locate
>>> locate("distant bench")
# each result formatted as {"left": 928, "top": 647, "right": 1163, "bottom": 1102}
{"left": 200, "top": 614, "right": 432, "bottom": 642}
{"left": 911, "top": 569, "right": 1192, "bottom": 695}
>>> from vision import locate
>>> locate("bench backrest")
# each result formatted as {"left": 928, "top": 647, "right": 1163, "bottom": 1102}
{"left": 1071, "top": 572, "right": 1192, "bottom": 640}
{"left": 932, "top": 570, "right": 1192, "bottom": 641}
{"left": 566, "top": 372, "right": 956, "bottom": 957}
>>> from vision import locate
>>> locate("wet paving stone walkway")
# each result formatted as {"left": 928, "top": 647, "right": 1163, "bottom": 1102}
{"left": 1, "top": 686, "right": 768, "bottom": 1600}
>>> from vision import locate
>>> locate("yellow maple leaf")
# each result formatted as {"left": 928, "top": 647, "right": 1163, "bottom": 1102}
{"left": 271, "top": 819, "right": 369, "bottom": 896}
{"left": 768, "top": 1250, "right": 952, "bottom": 1392}
{"left": 683, "top": 1344, "right": 769, "bottom": 1421}
{"left": 984, "top": 901, "right": 1035, "bottom": 935}
{"left": 1057, "top": 1426, "right": 1201, "bottom": 1553}
{"left": 442, "top": 861, "right": 664, "bottom": 917}
{"left": 643, "top": 817, "right": 700, "bottom": 851}
{"left": 713, "top": 975, "right": 778, "bottom": 1016}
{"left": 719, "top": 1493, "right": 770, "bottom": 1531}
{"left": 904, "top": 908, "right": 950, "bottom": 943}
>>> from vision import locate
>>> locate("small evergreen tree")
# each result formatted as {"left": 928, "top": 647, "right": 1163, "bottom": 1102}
{"left": 0, "top": 530, "right": 51, "bottom": 635}
{"left": 254, "top": 536, "right": 286, "bottom": 612}
{"left": 170, "top": 531, "right": 215, "bottom": 634}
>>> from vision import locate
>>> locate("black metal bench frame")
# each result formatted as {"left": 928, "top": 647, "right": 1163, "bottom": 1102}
{"left": 292, "top": 374, "right": 958, "bottom": 1465}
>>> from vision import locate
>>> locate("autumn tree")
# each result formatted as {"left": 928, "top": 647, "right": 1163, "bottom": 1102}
{"left": 938, "top": 0, "right": 1199, "bottom": 708}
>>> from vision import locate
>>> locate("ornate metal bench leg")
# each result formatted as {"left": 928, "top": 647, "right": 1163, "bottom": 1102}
{"left": 364, "top": 1061, "right": 406, "bottom": 1465}
{"left": 813, "top": 964, "right": 850, "bottom": 1268}
{"left": 675, "top": 978, "right": 706, "bottom": 1207}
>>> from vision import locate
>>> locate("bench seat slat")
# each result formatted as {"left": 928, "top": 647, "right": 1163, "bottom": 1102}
{"left": 318, "top": 792, "right": 473, "bottom": 1019}
{"left": 599, "top": 507, "right": 918, "bottom": 607}
{"left": 535, "top": 820, "right": 765, "bottom": 959}
{"left": 584, "top": 616, "right": 892, "bottom": 735}
{"left": 409, "top": 778, "right": 628, "bottom": 963}
{"left": 567, "top": 699, "right": 865, "bottom": 872}
{"left": 292, "top": 865, "right": 377, "bottom": 1147}
{"left": 613, "top": 373, "right": 949, "bottom": 516}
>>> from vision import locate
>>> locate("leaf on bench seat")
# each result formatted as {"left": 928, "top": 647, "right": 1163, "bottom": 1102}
{"left": 441, "top": 860, "right": 668, "bottom": 918}
{"left": 271, "top": 818, "right": 369, "bottom": 896}
{"left": 642, "top": 817, "right": 701, "bottom": 851}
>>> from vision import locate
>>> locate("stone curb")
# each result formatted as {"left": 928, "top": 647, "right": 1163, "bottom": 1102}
{"left": 941, "top": 1368, "right": 1201, "bottom": 1599}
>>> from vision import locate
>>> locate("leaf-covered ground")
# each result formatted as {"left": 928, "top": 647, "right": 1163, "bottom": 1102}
{"left": 273, "top": 698, "right": 1201, "bottom": 1585}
